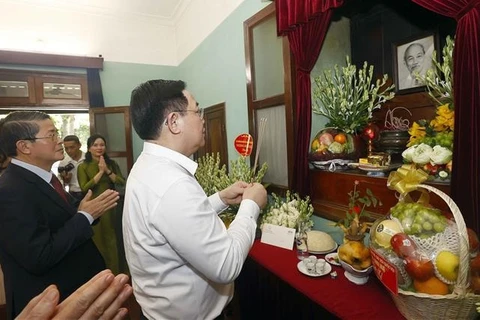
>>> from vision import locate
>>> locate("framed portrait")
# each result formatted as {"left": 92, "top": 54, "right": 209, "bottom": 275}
{"left": 392, "top": 32, "right": 438, "bottom": 94}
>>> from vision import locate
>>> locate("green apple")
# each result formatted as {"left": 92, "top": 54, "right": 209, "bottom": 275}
{"left": 435, "top": 250, "right": 459, "bottom": 282}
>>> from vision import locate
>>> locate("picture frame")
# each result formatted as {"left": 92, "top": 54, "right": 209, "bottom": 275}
{"left": 392, "top": 32, "right": 438, "bottom": 94}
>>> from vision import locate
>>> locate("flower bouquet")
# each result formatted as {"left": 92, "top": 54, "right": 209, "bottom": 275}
{"left": 261, "top": 191, "right": 314, "bottom": 230}
{"left": 196, "top": 153, "right": 268, "bottom": 226}
{"left": 310, "top": 56, "right": 395, "bottom": 163}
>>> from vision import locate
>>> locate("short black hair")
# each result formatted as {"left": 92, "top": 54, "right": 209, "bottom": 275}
{"left": 63, "top": 135, "right": 80, "bottom": 144}
{"left": 0, "top": 111, "right": 51, "bottom": 157}
{"left": 129, "top": 79, "right": 187, "bottom": 140}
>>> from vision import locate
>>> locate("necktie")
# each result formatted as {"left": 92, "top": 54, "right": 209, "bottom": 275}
{"left": 51, "top": 174, "right": 68, "bottom": 203}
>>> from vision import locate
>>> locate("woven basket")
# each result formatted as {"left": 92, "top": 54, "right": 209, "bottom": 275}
{"left": 390, "top": 184, "right": 480, "bottom": 320}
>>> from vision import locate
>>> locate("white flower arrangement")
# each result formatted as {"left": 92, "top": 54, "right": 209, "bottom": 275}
{"left": 402, "top": 144, "right": 452, "bottom": 180}
{"left": 312, "top": 56, "right": 395, "bottom": 134}
{"left": 261, "top": 191, "right": 314, "bottom": 229}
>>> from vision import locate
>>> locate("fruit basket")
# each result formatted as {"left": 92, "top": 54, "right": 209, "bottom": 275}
{"left": 308, "top": 128, "right": 362, "bottom": 162}
{"left": 374, "top": 184, "right": 480, "bottom": 320}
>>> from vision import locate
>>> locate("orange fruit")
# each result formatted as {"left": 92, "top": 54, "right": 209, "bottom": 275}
{"left": 334, "top": 133, "right": 347, "bottom": 144}
{"left": 413, "top": 276, "right": 449, "bottom": 295}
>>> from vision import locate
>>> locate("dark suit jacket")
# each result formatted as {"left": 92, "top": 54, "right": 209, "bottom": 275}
{"left": 0, "top": 164, "right": 105, "bottom": 319}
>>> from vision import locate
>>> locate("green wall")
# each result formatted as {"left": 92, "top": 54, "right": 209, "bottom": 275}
{"left": 100, "top": 61, "right": 177, "bottom": 159}
{"left": 177, "top": 0, "right": 270, "bottom": 161}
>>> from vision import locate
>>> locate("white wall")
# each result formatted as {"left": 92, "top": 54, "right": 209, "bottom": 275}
{"left": 0, "top": 0, "right": 246, "bottom": 66}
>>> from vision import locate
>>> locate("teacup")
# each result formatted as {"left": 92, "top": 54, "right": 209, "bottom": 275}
{"left": 316, "top": 259, "right": 326, "bottom": 274}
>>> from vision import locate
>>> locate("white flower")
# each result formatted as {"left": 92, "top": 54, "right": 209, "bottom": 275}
{"left": 402, "top": 145, "right": 417, "bottom": 162}
{"left": 430, "top": 145, "right": 452, "bottom": 165}
{"left": 411, "top": 143, "right": 433, "bottom": 165}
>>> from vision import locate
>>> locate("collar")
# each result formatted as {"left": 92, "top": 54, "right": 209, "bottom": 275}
{"left": 142, "top": 142, "right": 198, "bottom": 175}
{"left": 11, "top": 158, "right": 52, "bottom": 183}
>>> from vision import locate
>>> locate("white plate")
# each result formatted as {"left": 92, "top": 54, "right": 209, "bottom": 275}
{"left": 358, "top": 164, "right": 390, "bottom": 172}
{"left": 297, "top": 261, "right": 332, "bottom": 277}
{"left": 325, "top": 252, "right": 341, "bottom": 266}
{"left": 308, "top": 242, "right": 338, "bottom": 255}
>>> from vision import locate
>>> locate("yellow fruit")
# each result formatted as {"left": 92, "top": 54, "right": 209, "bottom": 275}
{"left": 311, "top": 139, "right": 320, "bottom": 152}
{"left": 413, "top": 276, "right": 449, "bottom": 295}
{"left": 373, "top": 219, "right": 402, "bottom": 249}
{"left": 338, "top": 240, "right": 371, "bottom": 270}
{"left": 435, "top": 250, "right": 459, "bottom": 282}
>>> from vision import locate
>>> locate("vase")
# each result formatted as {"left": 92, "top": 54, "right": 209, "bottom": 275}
{"left": 376, "top": 130, "right": 410, "bottom": 162}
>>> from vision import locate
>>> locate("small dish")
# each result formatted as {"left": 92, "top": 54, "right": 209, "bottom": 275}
{"left": 325, "top": 252, "right": 341, "bottom": 266}
{"left": 297, "top": 260, "right": 332, "bottom": 277}
{"left": 308, "top": 242, "right": 338, "bottom": 255}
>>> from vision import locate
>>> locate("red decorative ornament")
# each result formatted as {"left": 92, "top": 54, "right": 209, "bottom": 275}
{"left": 362, "top": 123, "right": 379, "bottom": 155}
{"left": 234, "top": 134, "right": 253, "bottom": 157}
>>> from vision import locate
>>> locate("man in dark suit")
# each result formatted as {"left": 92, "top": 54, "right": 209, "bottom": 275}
{"left": 0, "top": 111, "right": 120, "bottom": 319}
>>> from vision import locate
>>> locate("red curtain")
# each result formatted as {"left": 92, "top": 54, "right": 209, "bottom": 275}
{"left": 275, "top": 0, "right": 344, "bottom": 196}
{"left": 412, "top": 0, "right": 480, "bottom": 233}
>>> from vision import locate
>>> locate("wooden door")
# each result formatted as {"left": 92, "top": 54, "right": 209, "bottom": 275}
{"left": 89, "top": 106, "right": 133, "bottom": 178}
{"left": 195, "top": 103, "right": 228, "bottom": 167}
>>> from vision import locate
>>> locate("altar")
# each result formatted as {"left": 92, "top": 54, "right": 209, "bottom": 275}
{"left": 236, "top": 240, "right": 405, "bottom": 319}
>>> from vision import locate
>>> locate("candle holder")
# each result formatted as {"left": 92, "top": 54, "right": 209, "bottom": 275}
{"left": 362, "top": 123, "right": 379, "bottom": 156}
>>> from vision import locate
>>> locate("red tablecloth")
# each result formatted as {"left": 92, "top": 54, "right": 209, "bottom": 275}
{"left": 249, "top": 240, "right": 406, "bottom": 319}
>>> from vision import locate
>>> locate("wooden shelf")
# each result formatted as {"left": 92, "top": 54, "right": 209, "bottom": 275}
{"left": 309, "top": 168, "right": 450, "bottom": 222}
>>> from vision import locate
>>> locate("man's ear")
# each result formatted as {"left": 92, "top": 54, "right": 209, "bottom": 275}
{"left": 16, "top": 140, "right": 32, "bottom": 155}
{"left": 165, "top": 113, "right": 182, "bottom": 134}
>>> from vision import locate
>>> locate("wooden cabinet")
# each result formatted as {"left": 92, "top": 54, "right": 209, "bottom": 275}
{"left": 310, "top": 169, "right": 450, "bottom": 222}
{"left": 0, "top": 70, "right": 88, "bottom": 109}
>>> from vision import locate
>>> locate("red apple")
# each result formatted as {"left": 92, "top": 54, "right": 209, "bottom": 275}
{"left": 390, "top": 233, "right": 417, "bottom": 259}
{"left": 404, "top": 255, "right": 435, "bottom": 281}
{"left": 467, "top": 228, "right": 480, "bottom": 256}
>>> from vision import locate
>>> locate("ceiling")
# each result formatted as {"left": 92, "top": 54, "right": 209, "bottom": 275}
{"left": 0, "top": 0, "right": 252, "bottom": 65}
{"left": 13, "top": 0, "right": 192, "bottom": 26}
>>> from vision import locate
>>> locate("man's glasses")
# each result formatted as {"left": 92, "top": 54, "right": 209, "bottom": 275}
{"left": 22, "top": 131, "right": 62, "bottom": 142}
{"left": 171, "top": 108, "right": 204, "bottom": 120}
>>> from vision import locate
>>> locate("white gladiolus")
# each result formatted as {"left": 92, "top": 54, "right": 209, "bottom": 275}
{"left": 411, "top": 143, "right": 433, "bottom": 165}
{"left": 430, "top": 145, "right": 453, "bottom": 164}
{"left": 402, "top": 145, "right": 417, "bottom": 162}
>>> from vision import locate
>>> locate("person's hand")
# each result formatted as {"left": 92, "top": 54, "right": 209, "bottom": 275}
{"left": 98, "top": 156, "right": 108, "bottom": 173}
{"left": 16, "top": 269, "right": 133, "bottom": 320}
{"left": 243, "top": 183, "right": 267, "bottom": 209}
{"left": 219, "top": 181, "right": 249, "bottom": 205}
{"left": 78, "top": 189, "right": 119, "bottom": 220}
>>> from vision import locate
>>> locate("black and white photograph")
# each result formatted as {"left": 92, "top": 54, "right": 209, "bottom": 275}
{"left": 393, "top": 33, "right": 437, "bottom": 93}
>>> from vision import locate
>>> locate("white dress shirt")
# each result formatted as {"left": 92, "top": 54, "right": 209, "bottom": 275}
{"left": 57, "top": 151, "right": 85, "bottom": 192}
{"left": 122, "top": 142, "right": 259, "bottom": 320}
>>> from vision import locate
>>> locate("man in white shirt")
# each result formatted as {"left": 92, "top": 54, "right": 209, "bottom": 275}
{"left": 57, "top": 135, "right": 85, "bottom": 200}
{"left": 124, "top": 79, "right": 267, "bottom": 320}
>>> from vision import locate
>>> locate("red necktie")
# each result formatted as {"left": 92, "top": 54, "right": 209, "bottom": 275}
{"left": 51, "top": 174, "right": 68, "bottom": 203}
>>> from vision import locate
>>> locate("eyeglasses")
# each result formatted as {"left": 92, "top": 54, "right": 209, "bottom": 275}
{"left": 171, "top": 108, "right": 204, "bottom": 120}
{"left": 22, "top": 131, "right": 62, "bottom": 142}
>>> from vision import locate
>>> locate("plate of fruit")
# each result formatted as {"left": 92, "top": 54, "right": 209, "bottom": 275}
{"left": 325, "top": 252, "right": 341, "bottom": 266}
